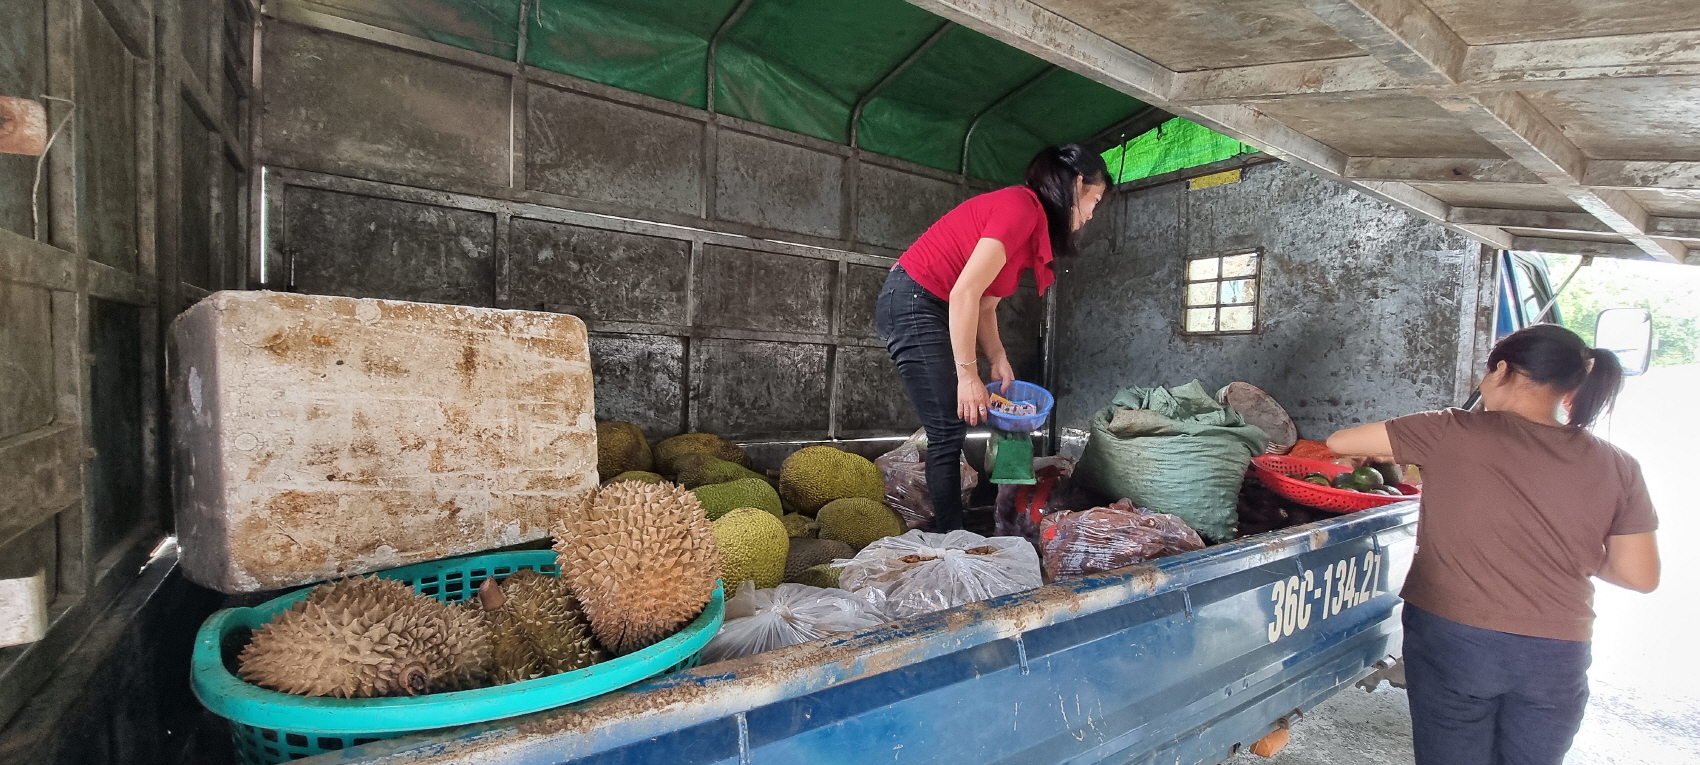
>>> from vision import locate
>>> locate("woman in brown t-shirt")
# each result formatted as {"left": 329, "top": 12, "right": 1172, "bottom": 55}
{"left": 1327, "top": 323, "right": 1660, "bottom": 765}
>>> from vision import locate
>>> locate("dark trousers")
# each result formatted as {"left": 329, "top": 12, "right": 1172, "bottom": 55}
{"left": 1403, "top": 604, "right": 1591, "bottom": 765}
{"left": 875, "top": 266, "right": 967, "bottom": 532}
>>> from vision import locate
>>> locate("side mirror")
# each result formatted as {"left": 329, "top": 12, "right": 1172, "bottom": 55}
{"left": 1594, "top": 308, "right": 1653, "bottom": 376}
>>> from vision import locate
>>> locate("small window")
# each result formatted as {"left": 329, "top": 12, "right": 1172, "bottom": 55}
{"left": 1183, "top": 251, "right": 1262, "bottom": 334}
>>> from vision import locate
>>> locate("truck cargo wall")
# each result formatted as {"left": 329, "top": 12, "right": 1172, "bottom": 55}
{"left": 2, "top": 0, "right": 253, "bottom": 761}
{"left": 251, "top": 9, "right": 1047, "bottom": 450}
{"left": 1055, "top": 160, "right": 1496, "bottom": 439}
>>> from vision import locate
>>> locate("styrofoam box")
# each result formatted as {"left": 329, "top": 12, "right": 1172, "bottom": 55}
{"left": 169, "top": 291, "right": 596, "bottom": 593}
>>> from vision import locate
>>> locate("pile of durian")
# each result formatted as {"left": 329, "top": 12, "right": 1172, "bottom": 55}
{"left": 599, "top": 424, "right": 910, "bottom": 592}
{"left": 238, "top": 479, "right": 721, "bottom": 698}
{"left": 237, "top": 425, "right": 913, "bottom": 699}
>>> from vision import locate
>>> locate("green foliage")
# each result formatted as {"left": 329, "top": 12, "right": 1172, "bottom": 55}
{"left": 1548, "top": 255, "right": 1700, "bottom": 367}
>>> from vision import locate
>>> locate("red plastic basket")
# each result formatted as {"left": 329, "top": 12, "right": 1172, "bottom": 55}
{"left": 1252, "top": 455, "right": 1420, "bottom": 513}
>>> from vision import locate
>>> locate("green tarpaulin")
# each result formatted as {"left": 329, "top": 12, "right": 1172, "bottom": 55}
{"left": 291, "top": 0, "right": 1151, "bottom": 185}
{"left": 1101, "top": 118, "right": 1255, "bottom": 185}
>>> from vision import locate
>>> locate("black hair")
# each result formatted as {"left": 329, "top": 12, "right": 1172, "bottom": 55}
{"left": 1024, "top": 144, "right": 1110, "bottom": 259}
{"left": 1487, "top": 323, "right": 1624, "bottom": 429}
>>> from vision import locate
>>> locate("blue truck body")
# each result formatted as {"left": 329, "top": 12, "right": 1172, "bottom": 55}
{"left": 307, "top": 501, "right": 1417, "bottom": 765}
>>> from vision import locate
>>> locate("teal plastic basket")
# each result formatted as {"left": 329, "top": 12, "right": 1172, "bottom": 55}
{"left": 190, "top": 550, "right": 725, "bottom": 764}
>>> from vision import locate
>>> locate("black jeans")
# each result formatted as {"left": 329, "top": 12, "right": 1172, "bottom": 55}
{"left": 1403, "top": 604, "right": 1591, "bottom": 765}
{"left": 875, "top": 266, "right": 967, "bottom": 531}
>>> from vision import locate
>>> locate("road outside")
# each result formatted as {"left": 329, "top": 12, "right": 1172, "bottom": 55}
{"left": 1230, "top": 363, "right": 1700, "bottom": 765}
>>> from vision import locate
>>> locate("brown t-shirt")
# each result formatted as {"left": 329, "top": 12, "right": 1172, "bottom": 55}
{"left": 1387, "top": 408, "right": 1657, "bottom": 641}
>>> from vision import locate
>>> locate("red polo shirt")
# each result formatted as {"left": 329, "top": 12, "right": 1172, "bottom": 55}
{"left": 896, "top": 186, "right": 1055, "bottom": 301}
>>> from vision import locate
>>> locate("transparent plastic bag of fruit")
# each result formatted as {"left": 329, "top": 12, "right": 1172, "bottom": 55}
{"left": 836, "top": 530, "right": 1042, "bottom": 619}
{"left": 700, "top": 582, "right": 888, "bottom": 664}
{"left": 1039, "top": 499, "right": 1206, "bottom": 581}
{"left": 876, "top": 429, "right": 979, "bottom": 531}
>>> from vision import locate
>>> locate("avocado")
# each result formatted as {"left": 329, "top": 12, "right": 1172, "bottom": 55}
{"left": 1368, "top": 461, "right": 1403, "bottom": 486}
{"left": 1304, "top": 473, "right": 1332, "bottom": 486}
{"left": 1332, "top": 472, "right": 1361, "bottom": 491}
{"left": 1350, "top": 467, "right": 1386, "bottom": 490}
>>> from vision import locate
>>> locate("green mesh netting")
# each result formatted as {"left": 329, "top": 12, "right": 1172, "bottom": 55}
{"left": 1102, "top": 118, "right": 1255, "bottom": 185}
{"left": 297, "top": 0, "right": 1150, "bottom": 185}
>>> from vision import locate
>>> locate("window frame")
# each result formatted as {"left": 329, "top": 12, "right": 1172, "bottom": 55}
{"left": 1180, "top": 249, "right": 1264, "bottom": 336}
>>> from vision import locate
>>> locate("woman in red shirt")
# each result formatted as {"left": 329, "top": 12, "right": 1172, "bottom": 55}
{"left": 875, "top": 144, "right": 1108, "bottom": 531}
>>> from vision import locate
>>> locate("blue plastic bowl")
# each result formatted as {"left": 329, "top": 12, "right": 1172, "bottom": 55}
{"left": 190, "top": 550, "right": 725, "bottom": 764}
{"left": 984, "top": 380, "right": 1054, "bottom": 432}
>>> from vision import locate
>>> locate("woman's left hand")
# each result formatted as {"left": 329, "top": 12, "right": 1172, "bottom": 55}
{"left": 989, "top": 355, "right": 1015, "bottom": 395}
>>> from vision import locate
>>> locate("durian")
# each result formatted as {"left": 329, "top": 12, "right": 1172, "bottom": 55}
{"left": 238, "top": 576, "right": 491, "bottom": 698}
{"left": 817, "top": 497, "right": 907, "bottom": 550}
{"left": 712, "top": 508, "right": 790, "bottom": 589}
{"left": 477, "top": 570, "right": 606, "bottom": 684}
{"left": 694, "top": 478, "right": 783, "bottom": 520}
{"left": 784, "top": 538, "right": 853, "bottom": 583}
{"left": 597, "top": 421, "right": 653, "bottom": 479}
{"left": 793, "top": 563, "right": 844, "bottom": 589}
{"left": 605, "top": 470, "right": 665, "bottom": 485}
{"left": 674, "top": 453, "right": 768, "bottom": 488}
{"left": 778, "top": 446, "right": 885, "bottom": 516}
{"left": 654, "top": 433, "right": 750, "bottom": 475}
{"left": 554, "top": 481, "right": 722, "bottom": 655}
{"left": 781, "top": 512, "right": 819, "bottom": 538}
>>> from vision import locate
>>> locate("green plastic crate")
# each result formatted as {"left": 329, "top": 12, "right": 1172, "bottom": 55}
{"left": 190, "top": 550, "right": 725, "bottom": 764}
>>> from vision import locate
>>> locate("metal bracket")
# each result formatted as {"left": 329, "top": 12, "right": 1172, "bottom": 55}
{"left": 960, "top": 66, "right": 1054, "bottom": 178}
{"left": 848, "top": 22, "right": 953, "bottom": 148}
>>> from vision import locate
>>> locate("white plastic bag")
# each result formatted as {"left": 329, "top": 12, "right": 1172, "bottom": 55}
{"left": 836, "top": 530, "right": 1043, "bottom": 619}
{"left": 700, "top": 582, "right": 889, "bottom": 663}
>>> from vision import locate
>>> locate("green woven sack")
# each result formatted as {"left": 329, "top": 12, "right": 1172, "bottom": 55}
{"left": 1078, "top": 381, "right": 1268, "bottom": 542}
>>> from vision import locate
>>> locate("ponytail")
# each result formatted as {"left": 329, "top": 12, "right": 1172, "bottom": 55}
{"left": 1024, "top": 144, "right": 1109, "bottom": 259}
{"left": 1569, "top": 347, "right": 1624, "bottom": 429}
{"left": 1486, "top": 324, "right": 1624, "bottom": 429}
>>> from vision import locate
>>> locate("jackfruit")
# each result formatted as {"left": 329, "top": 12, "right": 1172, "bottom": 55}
{"left": 693, "top": 478, "right": 783, "bottom": 521}
{"left": 674, "top": 453, "right": 768, "bottom": 488}
{"left": 793, "top": 564, "right": 843, "bottom": 590}
{"left": 781, "top": 513, "right": 819, "bottom": 539}
{"left": 816, "top": 497, "right": 906, "bottom": 551}
{"left": 712, "top": 508, "right": 790, "bottom": 589}
{"left": 778, "top": 446, "right": 885, "bottom": 516}
{"left": 596, "top": 421, "right": 653, "bottom": 479}
{"left": 654, "top": 433, "right": 750, "bottom": 475}
{"left": 239, "top": 576, "right": 491, "bottom": 698}
{"left": 553, "top": 481, "right": 721, "bottom": 655}
{"left": 784, "top": 538, "right": 854, "bottom": 583}
{"left": 477, "top": 570, "right": 606, "bottom": 684}
{"left": 605, "top": 470, "right": 665, "bottom": 485}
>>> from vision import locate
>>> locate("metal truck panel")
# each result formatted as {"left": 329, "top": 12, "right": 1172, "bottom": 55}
{"left": 307, "top": 502, "right": 1416, "bottom": 765}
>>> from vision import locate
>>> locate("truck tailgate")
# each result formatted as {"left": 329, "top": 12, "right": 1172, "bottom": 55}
{"left": 308, "top": 502, "right": 1417, "bottom": 765}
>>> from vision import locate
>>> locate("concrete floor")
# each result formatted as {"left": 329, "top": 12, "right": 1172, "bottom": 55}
{"left": 1230, "top": 360, "right": 1700, "bottom": 765}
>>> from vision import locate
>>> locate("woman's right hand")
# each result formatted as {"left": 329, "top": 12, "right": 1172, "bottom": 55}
{"left": 958, "top": 375, "right": 990, "bottom": 426}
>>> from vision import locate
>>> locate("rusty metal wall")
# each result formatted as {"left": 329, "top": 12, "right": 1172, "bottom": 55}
{"left": 0, "top": 0, "right": 255, "bottom": 757}
{"left": 1055, "top": 161, "right": 1493, "bottom": 440}
{"left": 254, "top": 7, "right": 1045, "bottom": 448}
